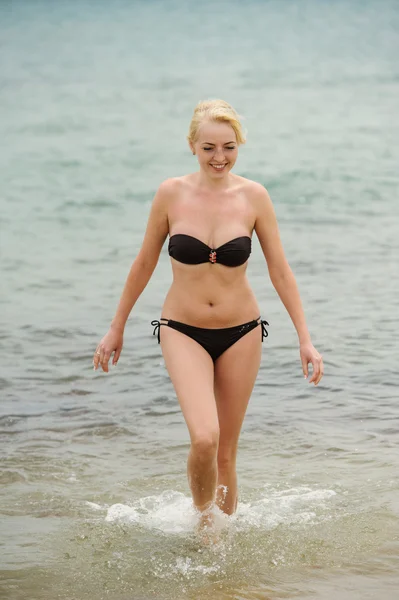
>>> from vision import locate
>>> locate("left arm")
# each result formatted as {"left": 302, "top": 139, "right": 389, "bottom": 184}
{"left": 253, "top": 183, "right": 324, "bottom": 385}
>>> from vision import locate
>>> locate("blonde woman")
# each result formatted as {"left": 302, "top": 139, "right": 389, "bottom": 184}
{"left": 93, "top": 99, "right": 323, "bottom": 525}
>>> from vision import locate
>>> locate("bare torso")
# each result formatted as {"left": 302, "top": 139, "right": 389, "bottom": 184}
{"left": 162, "top": 173, "right": 261, "bottom": 327}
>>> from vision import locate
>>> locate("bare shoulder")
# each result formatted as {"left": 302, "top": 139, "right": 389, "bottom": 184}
{"left": 151, "top": 178, "right": 183, "bottom": 215}
{"left": 243, "top": 177, "right": 270, "bottom": 200}
{"left": 234, "top": 175, "right": 273, "bottom": 212}
{"left": 156, "top": 175, "right": 193, "bottom": 199}
{"left": 156, "top": 177, "right": 182, "bottom": 196}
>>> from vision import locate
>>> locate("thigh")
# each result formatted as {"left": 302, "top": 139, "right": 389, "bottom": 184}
{"left": 214, "top": 324, "right": 262, "bottom": 449}
{"left": 160, "top": 325, "right": 218, "bottom": 439}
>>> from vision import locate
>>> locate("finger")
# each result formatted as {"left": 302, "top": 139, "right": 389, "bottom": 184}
{"left": 313, "top": 358, "right": 323, "bottom": 384}
{"left": 308, "top": 358, "right": 320, "bottom": 384}
{"left": 101, "top": 351, "right": 111, "bottom": 373}
{"left": 93, "top": 347, "right": 101, "bottom": 370}
{"left": 301, "top": 356, "right": 308, "bottom": 379}
{"left": 112, "top": 346, "right": 122, "bottom": 365}
{"left": 309, "top": 365, "right": 319, "bottom": 384}
{"left": 98, "top": 347, "right": 106, "bottom": 371}
{"left": 315, "top": 360, "right": 324, "bottom": 385}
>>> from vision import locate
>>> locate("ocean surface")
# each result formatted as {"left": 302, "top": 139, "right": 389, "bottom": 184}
{"left": 1, "top": 1, "right": 399, "bottom": 599}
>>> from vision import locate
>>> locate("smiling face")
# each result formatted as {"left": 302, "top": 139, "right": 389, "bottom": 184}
{"left": 190, "top": 120, "right": 239, "bottom": 178}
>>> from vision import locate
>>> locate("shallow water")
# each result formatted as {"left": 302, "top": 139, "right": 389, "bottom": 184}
{"left": 1, "top": 0, "right": 399, "bottom": 598}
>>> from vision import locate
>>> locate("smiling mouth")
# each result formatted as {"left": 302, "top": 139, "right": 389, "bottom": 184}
{"left": 210, "top": 163, "right": 227, "bottom": 170}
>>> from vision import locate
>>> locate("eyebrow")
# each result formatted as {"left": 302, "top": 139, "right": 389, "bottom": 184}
{"left": 202, "top": 141, "right": 236, "bottom": 145}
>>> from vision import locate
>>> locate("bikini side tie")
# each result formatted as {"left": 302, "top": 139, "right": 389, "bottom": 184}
{"left": 260, "top": 319, "right": 269, "bottom": 341}
{"left": 151, "top": 320, "right": 161, "bottom": 344}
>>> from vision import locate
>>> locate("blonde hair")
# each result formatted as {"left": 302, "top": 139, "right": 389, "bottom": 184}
{"left": 187, "top": 99, "right": 246, "bottom": 145}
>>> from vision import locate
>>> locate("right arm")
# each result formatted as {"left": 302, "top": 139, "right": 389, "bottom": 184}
{"left": 110, "top": 179, "right": 172, "bottom": 331}
{"left": 93, "top": 179, "right": 173, "bottom": 371}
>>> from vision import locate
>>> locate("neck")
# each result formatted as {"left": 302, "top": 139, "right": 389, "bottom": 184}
{"left": 197, "top": 169, "right": 231, "bottom": 191}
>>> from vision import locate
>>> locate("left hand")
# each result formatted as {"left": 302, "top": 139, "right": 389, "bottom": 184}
{"left": 300, "top": 342, "right": 324, "bottom": 385}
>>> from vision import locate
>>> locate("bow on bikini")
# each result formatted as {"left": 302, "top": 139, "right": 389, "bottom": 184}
{"left": 260, "top": 319, "right": 269, "bottom": 341}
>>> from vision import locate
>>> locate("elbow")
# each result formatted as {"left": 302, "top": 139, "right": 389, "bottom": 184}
{"left": 135, "top": 250, "right": 158, "bottom": 275}
{"left": 269, "top": 263, "right": 292, "bottom": 286}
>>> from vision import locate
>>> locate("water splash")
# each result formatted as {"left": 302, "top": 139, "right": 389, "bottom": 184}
{"left": 85, "top": 484, "right": 337, "bottom": 536}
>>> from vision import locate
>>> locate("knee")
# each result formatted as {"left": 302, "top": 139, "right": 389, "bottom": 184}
{"left": 191, "top": 430, "right": 219, "bottom": 460}
{"left": 217, "top": 446, "right": 237, "bottom": 471}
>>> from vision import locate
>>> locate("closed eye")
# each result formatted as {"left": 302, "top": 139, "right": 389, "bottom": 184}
{"left": 203, "top": 146, "right": 236, "bottom": 151}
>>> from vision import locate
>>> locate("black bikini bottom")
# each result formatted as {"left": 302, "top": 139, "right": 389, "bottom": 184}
{"left": 151, "top": 316, "right": 269, "bottom": 362}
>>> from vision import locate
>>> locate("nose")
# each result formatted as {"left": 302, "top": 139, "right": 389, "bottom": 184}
{"left": 213, "top": 148, "right": 225, "bottom": 162}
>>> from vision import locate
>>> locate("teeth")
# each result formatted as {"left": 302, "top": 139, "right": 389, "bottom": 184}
{"left": 211, "top": 164, "right": 225, "bottom": 169}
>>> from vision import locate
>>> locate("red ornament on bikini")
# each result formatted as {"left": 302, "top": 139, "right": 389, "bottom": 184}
{"left": 209, "top": 250, "right": 217, "bottom": 263}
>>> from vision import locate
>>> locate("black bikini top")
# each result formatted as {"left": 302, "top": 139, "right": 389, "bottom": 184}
{"left": 168, "top": 234, "right": 251, "bottom": 267}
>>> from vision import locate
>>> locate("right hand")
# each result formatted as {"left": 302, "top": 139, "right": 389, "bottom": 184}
{"left": 93, "top": 327, "right": 123, "bottom": 372}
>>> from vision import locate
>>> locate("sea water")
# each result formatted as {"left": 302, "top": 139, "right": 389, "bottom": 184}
{"left": 1, "top": 1, "right": 399, "bottom": 598}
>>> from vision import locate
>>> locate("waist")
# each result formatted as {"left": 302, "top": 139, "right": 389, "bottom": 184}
{"left": 162, "top": 281, "right": 260, "bottom": 328}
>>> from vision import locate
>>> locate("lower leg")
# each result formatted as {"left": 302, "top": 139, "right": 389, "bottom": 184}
{"left": 187, "top": 436, "right": 219, "bottom": 511}
{"left": 216, "top": 458, "right": 238, "bottom": 515}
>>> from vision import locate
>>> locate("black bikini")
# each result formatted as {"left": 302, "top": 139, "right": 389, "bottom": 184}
{"left": 152, "top": 317, "right": 269, "bottom": 362}
{"left": 151, "top": 233, "right": 269, "bottom": 361}
{"left": 168, "top": 233, "right": 252, "bottom": 267}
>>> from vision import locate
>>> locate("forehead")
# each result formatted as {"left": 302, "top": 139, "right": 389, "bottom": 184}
{"left": 197, "top": 120, "right": 236, "bottom": 144}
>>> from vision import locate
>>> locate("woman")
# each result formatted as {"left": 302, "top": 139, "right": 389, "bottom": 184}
{"left": 93, "top": 99, "right": 323, "bottom": 523}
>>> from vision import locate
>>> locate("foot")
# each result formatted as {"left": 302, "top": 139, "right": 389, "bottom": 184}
{"left": 195, "top": 505, "right": 219, "bottom": 546}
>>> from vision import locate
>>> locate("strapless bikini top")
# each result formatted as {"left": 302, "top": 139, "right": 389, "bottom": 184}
{"left": 168, "top": 234, "right": 251, "bottom": 267}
